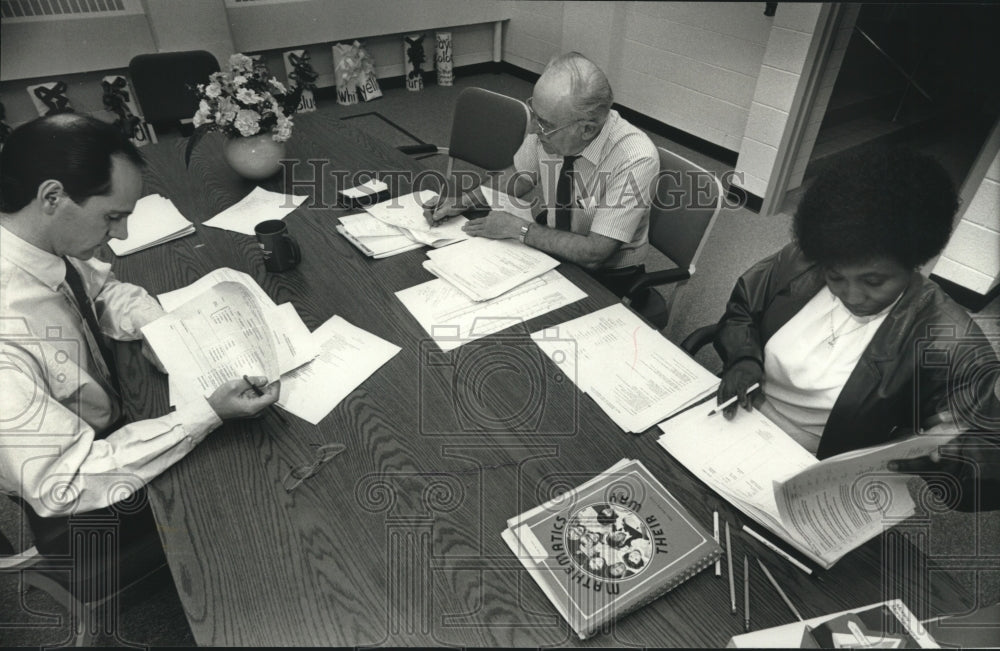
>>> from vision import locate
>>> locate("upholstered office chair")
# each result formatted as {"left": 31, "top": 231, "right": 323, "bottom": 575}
{"left": 128, "top": 50, "right": 220, "bottom": 135}
{"left": 625, "top": 147, "right": 725, "bottom": 330}
{"left": 398, "top": 87, "right": 530, "bottom": 175}
{"left": 1, "top": 497, "right": 169, "bottom": 646}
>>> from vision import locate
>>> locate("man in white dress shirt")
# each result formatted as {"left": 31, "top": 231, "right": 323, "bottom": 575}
{"left": 0, "top": 114, "right": 278, "bottom": 555}
{"left": 425, "top": 52, "right": 659, "bottom": 297}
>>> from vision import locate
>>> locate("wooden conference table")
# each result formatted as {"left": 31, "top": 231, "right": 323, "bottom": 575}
{"left": 111, "top": 111, "right": 974, "bottom": 646}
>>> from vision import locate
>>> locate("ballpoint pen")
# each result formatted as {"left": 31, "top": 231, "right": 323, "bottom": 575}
{"left": 743, "top": 555, "right": 751, "bottom": 632}
{"left": 709, "top": 382, "right": 760, "bottom": 416}
{"left": 243, "top": 374, "right": 289, "bottom": 425}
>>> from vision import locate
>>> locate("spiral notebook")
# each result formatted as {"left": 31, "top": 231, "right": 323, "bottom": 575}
{"left": 502, "top": 458, "right": 723, "bottom": 639}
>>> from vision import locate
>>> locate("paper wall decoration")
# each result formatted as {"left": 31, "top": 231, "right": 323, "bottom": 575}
{"left": 435, "top": 32, "right": 454, "bottom": 86}
{"left": 102, "top": 75, "right": 157, "bottom": 147}
{"left": 283, "top": 49, "right": 318, "bottom": 113}
{"left": 403, "top": 33, "right": 426, "bottom": 91}
{"left": 28, "top": 81, "right": 73, "bottom": 116}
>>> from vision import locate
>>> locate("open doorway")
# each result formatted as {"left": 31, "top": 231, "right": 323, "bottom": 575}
{"left": 804, "top": 3, "right": 1000, "bottom": 188}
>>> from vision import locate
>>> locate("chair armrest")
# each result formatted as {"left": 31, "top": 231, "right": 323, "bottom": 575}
{"left": 398, "top": 144, "right": 446, "bottom": 156}
{"left": 626, "top": 267, "right": 691, "bottom": 297}
{"left": 680, "top": 323, "right": 719, "bottom": 356}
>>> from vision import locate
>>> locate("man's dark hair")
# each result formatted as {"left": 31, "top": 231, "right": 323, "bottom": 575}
{"left": 794, "top": 145, "right": 957, "bottom": 270}
{"left": 0, "top": 113, "right": 144, "bottom": 213}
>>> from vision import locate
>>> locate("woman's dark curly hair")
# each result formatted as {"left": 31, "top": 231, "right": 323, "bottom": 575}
{"left": 794, "top": 146, "right": 957, "bottom": 270}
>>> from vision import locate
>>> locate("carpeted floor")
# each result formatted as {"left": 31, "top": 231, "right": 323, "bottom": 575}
{"left": 1, "top": 70, "right": 997, "bottom": 647}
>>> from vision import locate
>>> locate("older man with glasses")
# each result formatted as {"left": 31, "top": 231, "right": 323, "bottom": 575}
{"left": 425, "top": 51, "right": 659, "bottom": 297}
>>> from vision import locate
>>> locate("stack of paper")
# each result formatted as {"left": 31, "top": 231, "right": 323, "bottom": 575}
{"left": 108, "top": 194, "right": 194, "bottom": 256}
{"left": 396, "top": 269, "right": 586, "bottom": 351}
{"left": 336, "top": 213, "right": 423, "bottom": 259}
{"left": 363, "top": 189, "right": 469, "bottom": 247}
{"left": 202, "top": 186, "right": 307, "bottom": 235}
{"left": 531, "top": 303, "right": 719, "bottom": 433}
{"left": 423, "top": 237, "right": 561, "bottom": 301}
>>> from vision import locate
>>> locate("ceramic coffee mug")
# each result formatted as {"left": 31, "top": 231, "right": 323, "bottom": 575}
{"left": 254, "top": 219, "right": 301, "bottom": 272}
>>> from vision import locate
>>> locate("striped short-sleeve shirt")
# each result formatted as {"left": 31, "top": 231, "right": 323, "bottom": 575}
{"left": 512, "top": 109, "right": 659, "bottom": 269}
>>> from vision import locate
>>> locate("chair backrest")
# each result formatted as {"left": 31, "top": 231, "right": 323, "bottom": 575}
{"left": 128, "top": 50, "right": 221, "bottom": 124}
{"left": 648, "top": 147, "right": 725, "bottom": 274}
{"left": 447, "top": 87, "right": 530, "bottom": 171}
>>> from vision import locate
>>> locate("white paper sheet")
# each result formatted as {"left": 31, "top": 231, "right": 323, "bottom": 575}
{"left": 276, "top": 316, "right": 400, "bottom": 424}
{"left": 479, "top": 184, "right": 535, "bottom": 222}
{"left": 340, "top": 178, "right": 388, "bottom": 199}
{"left": 157, "top": 267, "right": 272, "bottom": 313}
{"left": 424, "top": 237, "right": 561, "bottom": 302}
{"left": 532, "top": 304, "right": 719, "bottom": 433}
{"left": 109, "top": 194, "right": 195, "bottom": 256}
{"left": 202, "top": 186, "right": 307, "bottom": 235}
{"left": 396, "top": 269, "right": 586, "bottom": 351}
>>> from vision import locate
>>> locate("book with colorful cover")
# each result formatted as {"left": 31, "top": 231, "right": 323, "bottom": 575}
{"left": 502, "top": 458, "right": 723, "bottom": 639}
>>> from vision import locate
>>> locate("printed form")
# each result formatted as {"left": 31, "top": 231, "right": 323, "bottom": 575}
{"left": 277, "top": 315, "right": 401, "bottom": 424}
{"left": 657, "top": 402, "right": 935, "bottom": 568}
{"left": 424, "top": 237, "right": 561, "bottom": 302}
{"left": 396, "top": 269, "right": 586, "bottom": 351}
{"left": 532, "top": 304, "right": 719, "bottom": 433}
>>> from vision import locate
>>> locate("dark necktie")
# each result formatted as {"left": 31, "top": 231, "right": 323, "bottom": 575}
{"left": 62, "top": 257, "right": 122, "bottom": 397}
{"left": 554, "top": 155, "right": 579, "bottom": 231}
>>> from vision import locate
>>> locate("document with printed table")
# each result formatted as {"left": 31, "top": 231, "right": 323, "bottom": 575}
{"left": 502, "top": 458, "right": 723, "bottom": 640}
{"left": 108, "top": 194, "right": 195, "bottom": 256}
{"left": 423, "top": 237, "right": 562, "bottom": 302}
{"left": 145, "top": 268, "right": 317, "bottom": 408}
{"left": 275, "top": 315, "right": 400, "bottom": 425}
{"left": 395, "top": 269, "right": 586, "bottom": 351}
{"left": 727, "top": 599, "right": 939, "bottom": 648}
{"left": 657, "top": 401, "right": 946, "bottom": 569}
{"left": 531, "top": 304, "right": 719, "bottom": 433}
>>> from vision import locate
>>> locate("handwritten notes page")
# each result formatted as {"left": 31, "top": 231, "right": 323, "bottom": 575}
{"left": 277, "top": 316, "right": 400, "bottom": 424}
{"left": 532, "top": 304, "right": 719, "bottom": 433}
{"left": 424, "top": 237, "right": 561, "bottom": 302}
{"left": 108, "top": 194, "right": 195, "bottom": 256}
{"left": 396, "top": 270, "right": 586, "bottom": 351}
{"left": 657, "top": 403, "right": 930, "bottom": 568}
{"left": 202, "top": 186, "right": 307, "bottom": 235}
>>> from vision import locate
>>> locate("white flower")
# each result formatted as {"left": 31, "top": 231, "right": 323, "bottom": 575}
{"left": 269, "top": 79, "right": 287, "bottom": 95}
{"left": 233, "top": 75, "right": 248, "bottom": 87}
{"left": 236, "top": 87, "right": 261, "bottom": 104}
{"left": 229, "top": 53, "right": 253, "bottom": 71}
{"left": 204, "top": 82, "right": 222, "bottom": 99}
{"left": 273, "top": 115, "right": 293, "bottom": 142}
{"left": 234, "top": 109, "right": 261, "bottom": 136}
{"left": 192, "top": 108, "right": 212, "bottom": 127}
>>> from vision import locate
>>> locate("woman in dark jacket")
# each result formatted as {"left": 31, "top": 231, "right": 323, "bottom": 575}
{"left": 714, "top": 146, "right": 999, "bottom": 510}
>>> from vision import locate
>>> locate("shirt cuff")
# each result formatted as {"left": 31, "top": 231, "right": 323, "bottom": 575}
{"left": 173, "top": 396, "right": 223, "bottom": 445}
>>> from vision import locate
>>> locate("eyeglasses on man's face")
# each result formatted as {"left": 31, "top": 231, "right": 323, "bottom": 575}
{"left": 526, "top": 97, "right": 580, "bottom": 138}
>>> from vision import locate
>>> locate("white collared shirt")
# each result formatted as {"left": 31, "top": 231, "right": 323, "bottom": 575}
{"left": 761, "top": 286, "right": 900, "bottom": 453}
{"left": 0, "top": 225, "right": 221, "bottom": 516}
{"left": 513, "top": 109, "right": 659, "bottom": 269}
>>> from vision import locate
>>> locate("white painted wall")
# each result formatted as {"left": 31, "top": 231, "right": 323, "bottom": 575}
{"left": 933, "top": 130, "right": 1000, "bottom": 296}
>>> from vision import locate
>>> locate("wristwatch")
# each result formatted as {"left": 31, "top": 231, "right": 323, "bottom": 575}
{"left": 519, "top": 223, "right": 531, "bottom": 244}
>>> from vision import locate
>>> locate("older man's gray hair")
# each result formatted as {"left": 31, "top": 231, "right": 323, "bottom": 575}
{"left": 544, "top": 51, "right": 614, "bottom": 125}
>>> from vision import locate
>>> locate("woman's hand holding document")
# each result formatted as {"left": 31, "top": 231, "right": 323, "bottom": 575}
{"left": 656, "top": 403, "right": 949, "bottom": 569}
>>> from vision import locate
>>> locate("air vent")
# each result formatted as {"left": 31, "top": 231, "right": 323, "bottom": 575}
{"left": 1, "top": 0, "right": 143, "bottom": 22}
{"left": 225, "top": 0, "right": 307, "bottom": 6}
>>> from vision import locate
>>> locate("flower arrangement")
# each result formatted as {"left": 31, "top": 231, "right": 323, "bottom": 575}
{"left": 186, "top": 53, "right": 301, "bottom": 164}
{"left": 332, "top": 40, "right": 377, "bottom": 103}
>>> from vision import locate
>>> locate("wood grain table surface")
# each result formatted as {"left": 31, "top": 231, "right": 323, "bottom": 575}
{"left": 110, "top": 110, "right": 975, "bottom": 646}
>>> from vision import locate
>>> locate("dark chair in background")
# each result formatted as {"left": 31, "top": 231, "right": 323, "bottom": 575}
{"left": 625, "top": 147, "right": 724, "bottom": 330}
{"left": 128, "top": 50, "right": 220, "bottom": 136}
{"left": 1, "top": 496, "right": 169, "bottom": 646}
{"left": 398, "top": 87, "right": 530, "bottom": 176}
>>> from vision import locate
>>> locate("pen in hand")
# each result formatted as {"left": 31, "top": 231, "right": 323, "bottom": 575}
{"left": 243, "top": 374, "right": 288, "bottom": 425}
{"left": 709, "top": 382, "right": 760, "bottom": 416}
